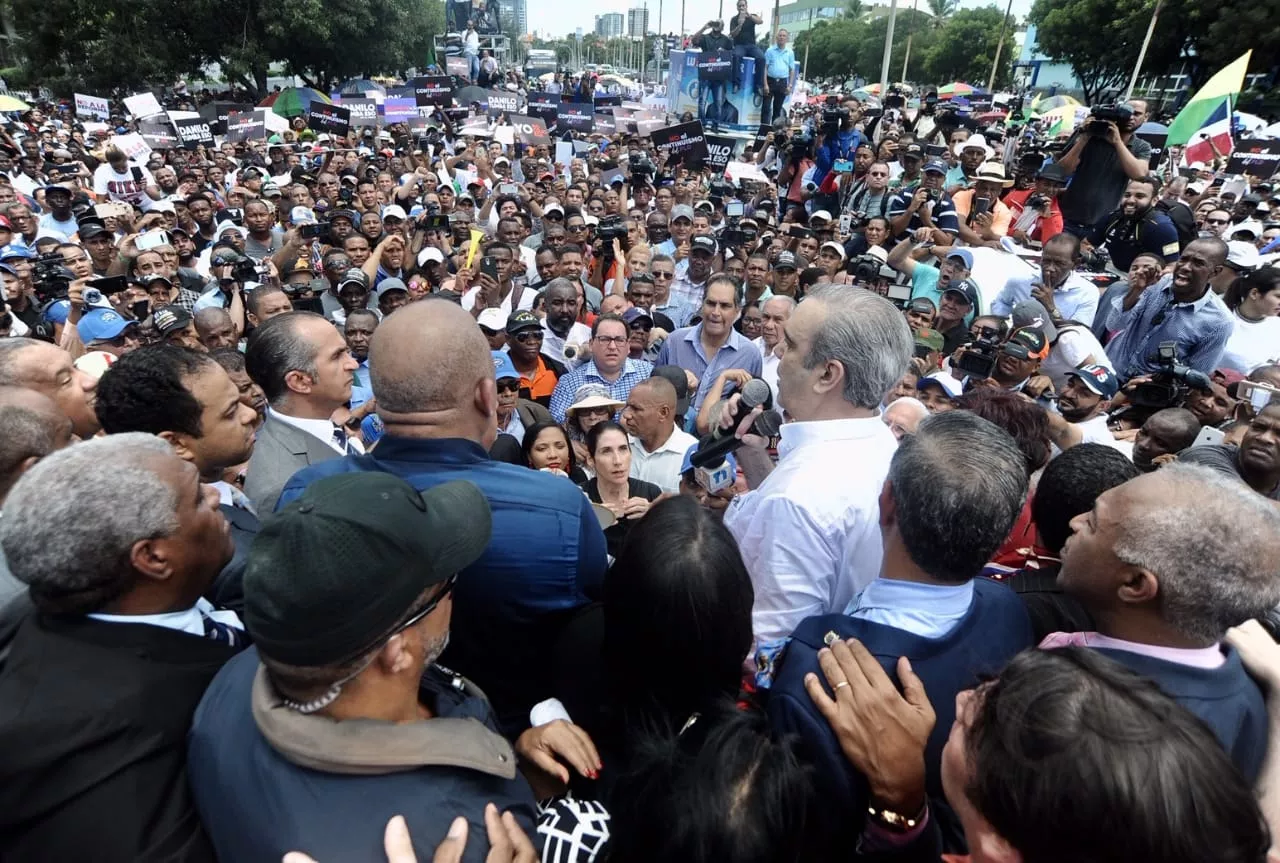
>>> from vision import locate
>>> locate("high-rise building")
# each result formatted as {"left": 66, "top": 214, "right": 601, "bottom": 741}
{"left": 595, "top": 13, "right": 625, "bottom": 37}
{"left": 496, "top": 0, "right": 527, "bottom": 33}
{"left": 627, "top": 7, "right": 649, "bottom": 36}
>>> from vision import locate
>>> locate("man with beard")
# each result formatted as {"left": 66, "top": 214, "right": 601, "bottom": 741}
{"left": 1088, "top": 177, "right": 1182, "bottom": 272}
{"left": 186, "top": 195, "right": 218, "bottom": 252}
{"left": 80, "top": 221, "right": 116, "bottom": 276}
{"left": 1056, "top": 99, "right": 1153, "bottom": 238}
{"left": 1180, "top": 400, "right": 1280, "bottom": 499}
{"left": 540, "top": 278, "right": 592, "bottom": 365}
{"left": 242, "top": 200, "right": 282, "bottom": 262}
{"left": 1044, "top": 364, "right": 1126, "bottom": 452}
{"left": 1131, "top": 407, "right": 1200, "bottom": 471}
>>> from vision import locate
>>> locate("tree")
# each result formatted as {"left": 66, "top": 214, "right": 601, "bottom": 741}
{"left": 926, "top": 0, "right": 958, "bottom": 27}
{"left": 844, "top": 0, "right": 865, "bottom": 18}
{"left": 1027, "top": 0, "right": 1153, "bottom": 104}
{"left": 923, "top": 6, "right": 1015, "bottom": 88}
{"left": 1139, "top": 0, "right": 1279, "bottom": 89}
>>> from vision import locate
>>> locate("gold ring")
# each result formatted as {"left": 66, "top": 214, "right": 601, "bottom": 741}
{"left": 833, "top": 681, "right": 850, "bottom": 691}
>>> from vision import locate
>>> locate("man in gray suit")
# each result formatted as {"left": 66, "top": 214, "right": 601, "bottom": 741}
{"left": 243, "top": 311, "right": 361, "bottom": 513}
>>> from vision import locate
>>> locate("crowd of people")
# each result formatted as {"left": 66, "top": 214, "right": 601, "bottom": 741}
{"left": 0, "top": 74, "right": 1279, "bottom": 863}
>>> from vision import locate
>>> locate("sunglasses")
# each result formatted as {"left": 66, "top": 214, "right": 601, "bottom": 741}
{"left": 394, "top": 574, "right": 459, "bottom": 634}
{"left": 514, "top": 331, "right": 544, "bottom": 342}
{"left": 651, "top": 271, "right": 674, "bottom": 280}
{"left": 496, "top": 380, "right": 520, "bottom": 393}
{"left": 567, "top": 224, "right": 588, "bottom": 232}
{"left": 629, "top": 322, "right": 653, "bottom": 332}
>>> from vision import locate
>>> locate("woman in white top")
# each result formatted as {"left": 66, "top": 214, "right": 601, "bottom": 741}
{"left": 1220, "top": 266, "right": 1280, "bottom": 375}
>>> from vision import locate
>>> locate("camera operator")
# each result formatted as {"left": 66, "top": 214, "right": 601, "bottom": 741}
{"left": 887, "top": 160, "right": 959, "bottom": 244}
{"left": 813, "top": 98, "right": 863, "bottom": 190}
{"left": 1106, "top": 237, "right": 1234, "bottom": 380}
{"left": 839, "top": 161, "right": 892, "bottom": 229}
{"left": 1087, "top": 176, "right": 1182, "bottom": 272}
{"left": 1055, "top": 99, "right": 1153, "bottom": 238}
{"left": 778, "top": 133, "right": 816, "bottom": 213}
{"left": 1002, "top": 162, "right": 1068, "bottom": 247}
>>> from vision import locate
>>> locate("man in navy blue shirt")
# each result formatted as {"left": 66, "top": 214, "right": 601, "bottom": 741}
{"left": 1051, "top": 462, "right": 1280, "bottom": 780}
{"left": 277, "top": 299, "right": 608, "bottom": 735}
{"left": 1087, "top": 176, "right": 1182, "bottom": 272}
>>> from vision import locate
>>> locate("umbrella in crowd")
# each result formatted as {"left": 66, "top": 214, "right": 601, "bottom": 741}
{"left": 258, "top": 86, "right": 332, "bottom": 118}
{"left": 0, "top": 94, "right": 32, "bottom": 112}
{"left": 855, "top": 82, "right": 882, "bottom": 96}
{"left": 938, "top": 81, "right": 974, "bottom": 99}
{"left": 339, "top": 79, "right": 386, "bottom": 97}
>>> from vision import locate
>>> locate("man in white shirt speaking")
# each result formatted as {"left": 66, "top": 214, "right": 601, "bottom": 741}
{"left": 721, "top": 285, "right": 913, "bottom": 685}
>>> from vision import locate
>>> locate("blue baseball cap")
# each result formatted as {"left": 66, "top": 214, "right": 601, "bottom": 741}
{"left": 923, "top": 160, "right": 949, "bottom": 175}
{"left": 42, "top": 299, "right": 71, "bottom": 324}
{"left": 944, "top": 248, "right": 974, "bottom": 269}
{"left": 77, "top": 308, "right": 138, "bottom": 343}
{"left": 491, "top": 350, "right": 519, "bottom": 381}
{"left": 1067, "top": 364, "right": 1119, "bottom": 399}
{"left": 0, "top": 242, "right": 34, "bottom": 261}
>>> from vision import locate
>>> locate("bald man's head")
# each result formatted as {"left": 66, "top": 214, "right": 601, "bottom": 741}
{"left": 635, "top": 375, "right": 677, "bottom": 410}
{"left": 369, "top": 297, "right": 494, "bottom": 416}
{"left": 0, "top": 385, "right": 75, "bottom": 501}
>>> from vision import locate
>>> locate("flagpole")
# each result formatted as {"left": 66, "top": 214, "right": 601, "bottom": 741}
{"left": 1124, "top": 0, "right": 1164, "bottom": 102}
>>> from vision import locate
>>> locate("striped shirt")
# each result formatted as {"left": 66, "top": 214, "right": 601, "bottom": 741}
{"left": 548, "top": 358, "right": 654, "bottom": 424}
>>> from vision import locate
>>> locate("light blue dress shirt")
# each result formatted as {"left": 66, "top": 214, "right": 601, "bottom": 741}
{"left": 845, "top": 577, "right": 976, "bottom": 639}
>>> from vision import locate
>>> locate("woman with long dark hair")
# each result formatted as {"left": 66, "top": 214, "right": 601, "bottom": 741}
{"left": 1221, "top": 266, "right": 1280, "bottom": 375}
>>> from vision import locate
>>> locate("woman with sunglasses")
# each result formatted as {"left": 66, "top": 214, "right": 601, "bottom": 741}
{"left": 562, "top": 385, "right": 625, "bottom": 472}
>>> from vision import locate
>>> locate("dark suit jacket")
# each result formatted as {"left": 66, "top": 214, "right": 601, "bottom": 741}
{"left": 0, "top": 614, "right": 241, "bottom": 862}
{"left": 206, "top": 504, "right": 260, "bottom": 614}
{"left": 244, "top": 413, "right": 342, "bottom": 514}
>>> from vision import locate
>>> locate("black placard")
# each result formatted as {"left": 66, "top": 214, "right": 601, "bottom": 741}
{"left": 650, "top": 120, "right": 709, "bottom": 164}
{"left": 594, "top": 113, "right": 617, "bottom": 136}
{"left": 485, "top": 89, "right": 521, "bottom": 118}
{"left": 507, "top": 113, "right": 550, "bottom": 145}
{"left": 1226, "top": 139, "right": 1280, "bottom": 180}
{"left": 198, "top": 101, "right": 252, "bottom": 136}
{"left": 527, "top": 91, "right": 561, "bottom": 126}
{"left": 697, "top": 50, "right": 733, "bottom": 82}
{"left": 594, "top": 94, "right": 622, "bottom": 108}
{"left": 174, "top": 117, "right": 215, "bottom": 149}
{"left": 412, "top": 76, "right": 454, "bottom": 107}
{"left": 138, "top": 118, "right": 179, "bottom": 150}
{"left": 704, "top": 134, "right": 736, "bottom": 171}
{"left": 344, "top": 98, "right": 378, "bottom": 128}
{"left": 307, "top": 102, "right": 351, "bottom": 136}
{"left": 225, "top": 110, "right": 266, "bottom": 143}
{"left": 556, "top": 102, "right": 594, "bottom": 135}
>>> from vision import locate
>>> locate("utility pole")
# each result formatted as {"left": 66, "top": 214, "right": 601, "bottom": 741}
{"left": 681, "top": 0, "right": 686, "bottom": 38}
{"left": 878, "top": 0, "right": 898, "bottom": 94}
{"left": 986, "top": 0, "right": 1014, "bottom": 91}
{"left": 802, "top": 7, "right": 813, "bottom": 78}
{"left": 1125, "top": 0, "right": 1165, "bottom": 101}
{"left": 901, "top": 0, "right": 917, "bottom": 81}
{"left": 773, "top": 0, "right": 780, "bottom": 38}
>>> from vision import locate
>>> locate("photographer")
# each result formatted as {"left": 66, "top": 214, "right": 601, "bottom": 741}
{"left": 839, "top": 161, "right": 892, "bottom": 229}
{"left": 1055, "top": 99, "right": 1153, "bottom": 237}
{"left": 952, "top": 162, "right": 1014, "bottom": 247}
{"left": 886, "top": 160, "right": 959, "bottom": 244}
{"left": 1087, "top": 176, "right": 1182, "bottom": 272}
{"left": 812, "top": 98, "right": 864, "bottom": 189}
{"left": 1003, "top": 162, "right": 1068, "bottom": 246}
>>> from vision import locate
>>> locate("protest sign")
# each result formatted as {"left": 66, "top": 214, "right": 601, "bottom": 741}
{"left": 704, "top": 134, "right": 736, "bottom": 171}
{"left": 74, "top": 93, "right": 110, "bottom": 121}
{"left": 343, "top": 97, "right": 378, "bottom": 127}
{"left": 307, "top": 102, "right": 351, "bottom": 136}
{"left": 383, "top": 98, "right": 419, "bottom": 124}
{"left": 198, "top": 101, "right": 252, "bottom": 135}
{"left": 138, "top": 118, "right": 179, "bottom": 150}
{"left": 174, "top": 116, "right": 215, "bottom": 149}
{"left": 123, "top": 91, "right": 164, "bottom": 119}
{"left": 594, "top": 94, "right": 622, "bottom": 108}
{"left": 225, "top": 110, "right": 267, "bottom": 143}
{"left": 696, "top": 50, "right": 733, "bottom": 82}
{"left": 1226, "top": 139, "right": 1280, "bottom": 179}
{"left": 650, "top": 120, "right": 709, "bottom": 164}
{"left": 556, "top": 102, "right": 594, "bottom": 134}
{"left": 594, "top": 113, "right": 617, "bottom": 135}
{"left": 412, "top": 76, "right": 453, "bottom": 107}
{"left": 506, "top": 113, "right": 550, "bottom": 145}
{"left": 109, "top": 133, "right": 152, "bottom": 160}
{"left": 446, "top": 56, "right": 470, "bottom": 79}
{"left": 636, "top": 117, "right": 667, "bottom": 137}
{"left": 527, "top": 91, "right": 561, "bottom": 126}
{"left": 485, "top": 89, "right": 521, "bottom": 117}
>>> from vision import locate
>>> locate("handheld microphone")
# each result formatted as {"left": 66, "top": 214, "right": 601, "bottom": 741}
{"left": 689, "top": 405, "right": 783, "bottom": 470}
{"left": 706, "top": 378, "right": 773, "bottom": 445}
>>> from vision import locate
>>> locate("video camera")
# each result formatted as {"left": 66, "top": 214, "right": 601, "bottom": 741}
{"left": 821, "top": 97, "right": 848, "bottom": 135}
{"left": 954, "top": 326, "right": 1004, "bottom": 379}
{"left": 1128, "top": 342, "right": 1213, "bottom": 408}
{"left": 847, "top": 253, "right": 883, "bottom": 283}
{"left": 1086, "top": 103, "right": 1133, "bottom": 136}
{"left": 31, "top": 253, "right": 75, "bottom": 306}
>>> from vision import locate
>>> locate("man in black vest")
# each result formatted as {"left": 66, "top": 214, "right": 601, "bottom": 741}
{"left": 0, "top": 434, "right": 245, "bottom": 862}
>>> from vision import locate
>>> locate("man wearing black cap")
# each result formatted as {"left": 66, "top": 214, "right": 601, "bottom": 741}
{"left": 772, "top": 250, "right": 801, "bottom": 298}
{"left": 276, "top": 300, "right": 607, "bottom": 735}
{"left": 37, "top": 185, "right": 77, "bottom": 241}
{"left": 188, "top": 472, "right": 543, "bottom": 861}
{"left": 79, "top": 220, "right": 116, "bottom": 277}
{"left": 891, "top": 143, "right": 925, "bottom": 193}
{"left": 887, "top": 160, "right": 959, "bottom": 243}
{"left": 1004, "top": 162, "right": 1068, "bottom": 246}
{"left": 153, "top": 304, "right": 204, "bottom": 351}
{"left": 506, "top": 309, "right": 564, "bottom": 406}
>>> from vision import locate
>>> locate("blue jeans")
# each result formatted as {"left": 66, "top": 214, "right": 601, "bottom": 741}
{"left": 466, "top": 53, "right": 479, "bottom": 80}
{"left": 733, "top": 44, "right": 766, "bottom": 94}
{"left": 701, "top": 80, "right": 726, "bottom": 124}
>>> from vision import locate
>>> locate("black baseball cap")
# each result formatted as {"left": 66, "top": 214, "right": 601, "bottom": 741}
{"left": 651, "top": 364, "right": 690, "bottom": 417}
{"left": 505, "top": 309, "right": 542, "bottom": 336}
{"left": 943, "top": 278, "right": 979, "bottom": 309}
{"left": 244, "top": 473, "right": 492, "bottom": 667}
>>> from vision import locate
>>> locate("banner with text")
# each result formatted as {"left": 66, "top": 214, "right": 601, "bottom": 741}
{"left": 704, "top": 134, "right": 736, "bottom": 171}
{"left": 1226, "top": 139, "right": 1280, "bottom": 179}
{"left": 138, "top": 118, "right": 179, "bottom": 150}
{"left": 506, "top": 114, "right": 550, "bottom": 145}
{"left": 412, "top": 76, "right": 453, "bottom": 107}
{"left": 485, "top": 89, "right": 522, "bottom": 118}
{"left": 527, "top": 91, "right": 561, "bottom": 127}
{"left": 383, "top": 98, "right": 419, "bottom": 124}
{"left": 342, "top": 98, "right": 378, "bottom": 127}
{"left": 650, "top": 120, "right": 709, "bottom": 164}
{"left": 556, "top": 102, "right": 594, "bottom": 134}
{"left": 174, "top": 116, "right": 215, "bottom": 149}
{"left": 307, "top": 102, "right": 351, "bottom": 136}
{"left": 123, "top": 91, "right": 164, "bottom": 120}
{"left": 74, "top": 93, "right": 110, "bottom": 121}
{"left": 225, "top": 110, "right": 267, "bottom": 143}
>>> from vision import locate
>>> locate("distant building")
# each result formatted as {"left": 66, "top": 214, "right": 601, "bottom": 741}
{"left": 628, "top": 7, "right": 650, "bottom": 37}
{"left": 771, "top": 0, "right": 929, "bottom": 35}
{"left": 496, "top": 0, "right": 527, "bottom": 33}
{"left": 595, "top": 13, "right": 625, "bottom": 37}
{"left": 1012, "top": 24, "right": 1085, "bottom": 94}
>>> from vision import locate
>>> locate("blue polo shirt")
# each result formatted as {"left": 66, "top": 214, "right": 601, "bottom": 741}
{"left": 277, "top": 436, "right": 608, "bottom": 734}
{"left": 764, "top": 45, "right": 796, "bottom": 79}
{"left": 655, "top": 323, "right": 764, "bottom": 424}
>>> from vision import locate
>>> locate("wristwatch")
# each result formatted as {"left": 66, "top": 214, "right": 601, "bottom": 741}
{"left": 866, "top": 800, "right": 927, "bottom": 834}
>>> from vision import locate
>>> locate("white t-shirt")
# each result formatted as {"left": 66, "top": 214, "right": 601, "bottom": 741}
{"left": 1219, "top": 312, "right": 1280, "bottom": 375}
{"left": 461, "top": 282, "right": 537, "bottom": 315}
{"left": 93, "top": 162, "right": 156, "bottom": 211}
{"left": 1040, "top": 326, "right": 1114, "bottom": 390}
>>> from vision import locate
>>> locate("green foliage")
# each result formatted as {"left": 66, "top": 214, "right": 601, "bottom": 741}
{"left": 1027, "top": 0, "right": 1152, "bottom": 104}
{"left": 922, "top": 6, "right": 1015, "bottom": 88}
{"left": 926, "top": 0, "right": 958, "bottom": 25}
{"left": 8, "top": 0, "right": 445, "bottom": 98}
{"left": 794, "top": 9, "right": 934, "bottom": 83}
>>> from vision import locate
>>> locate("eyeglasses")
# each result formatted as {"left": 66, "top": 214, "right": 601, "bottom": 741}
{"left": 629, "top": 322, "right": 653, "bottom": 332}
{"left": 514, "top": 331, "right": 544, "bottom": 342}
{"left": 496, "top": 380, "right": 520, "bottom": 393}
{"left": 594, "top": 335, "right": 627, "bottom": 346}
{"left": 1205, "top": 218, "right": 1229, "bottom": 225}
{"left": 567, "top": 224, "right": 588, "bottom": 233}
{"left": 651, "top": 271, "right": 674, "bottom": 280}
{"left": 544, "top": 212, "right": 564, "bottom": 221}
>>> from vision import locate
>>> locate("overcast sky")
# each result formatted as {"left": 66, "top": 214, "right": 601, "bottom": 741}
{"left": 527, "top": 0, "right": 1034, "bottom": 43}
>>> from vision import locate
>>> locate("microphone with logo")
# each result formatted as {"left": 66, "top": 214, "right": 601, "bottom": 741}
{"left": 688, "top": 378, "right": 783, "bottom": 492}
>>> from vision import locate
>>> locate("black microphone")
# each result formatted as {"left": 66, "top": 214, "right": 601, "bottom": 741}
{"left": 689, "top": 379, "right": 781, "bottom": 470}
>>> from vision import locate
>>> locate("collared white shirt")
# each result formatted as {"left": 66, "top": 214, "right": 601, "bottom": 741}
{"left": 629, "top": 426, "right": 698, "bottom": 493}
{"left": 724, "top": 415, "right": 898, "bottom": 667}
{"left": 541, "top": 320, "right": 593, "bottom": 366}
{"left": 753, "top": 336, "right": 784, "bottom": 413}
{"left": 212, "top": 480, "right": 257, "bottom": 515}
{"left": 268, "top": 407, "right": 365, "bottom": 455}
{"left": 89, "top": 596, "right": 244, "bottom": 634}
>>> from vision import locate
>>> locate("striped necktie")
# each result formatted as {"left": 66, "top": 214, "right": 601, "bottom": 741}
{"left": 202, "top": 615, "right": 243, "bottom": 649}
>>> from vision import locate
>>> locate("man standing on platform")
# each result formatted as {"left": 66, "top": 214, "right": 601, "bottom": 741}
{"left": 763, "top": 29, "right": 796, "bottom": 126}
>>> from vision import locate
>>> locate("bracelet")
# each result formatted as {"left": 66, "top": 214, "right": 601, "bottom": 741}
{"left": 866, "top": 801, "right": 927, "bottom": 833}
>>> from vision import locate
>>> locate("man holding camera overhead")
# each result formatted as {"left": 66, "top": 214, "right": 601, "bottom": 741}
{"left": 1054, "top": 99, "right": 1153, "bottom": 239}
